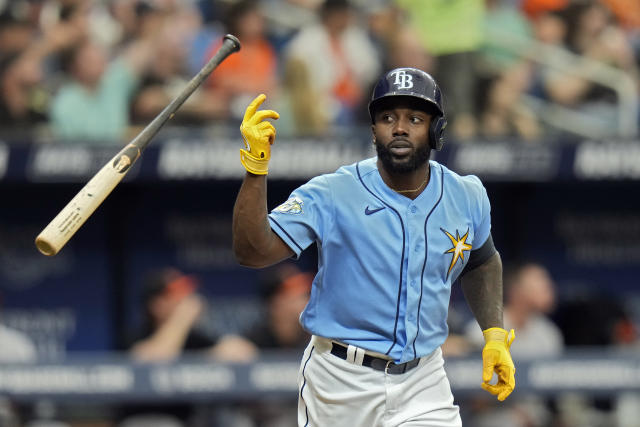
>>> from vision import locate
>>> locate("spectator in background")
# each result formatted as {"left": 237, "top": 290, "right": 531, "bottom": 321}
{"left": 274, "top": 57, "right": 331, "bottom": 137}
{"left": 465, "top": 261, "right": 563, "bottom": 358}
{"left": 462, "top": 262, "right": 563, "bottom": 427}
{"left": 129, "top": 2, "right": 228, "bottom": 127}
{"left": 538, "top": 1, "right": 639, "bottom": 133}
{"left": 365, "top": 2, "right": 434, "bottom": 73}
{"left": 205, "top": 0, "right": 278, "bottom": 120}
{"left": 395, "top": 0, "right": 485, "bottom": 140}
{"left": 39, "top": 0, "right": 123, "bottom": 49}
{"left": 242, "top": 263, "right": 312, "bottom": 427}
{"left": 122, "top": 267, "right": 258, "bottom": 427}
{"left": 530, "top": 7, "right": 568, "bottom": 46}
{"left": 563, "top": 1, "right": 637, "bottom": 72}
{"left": 128, "top": 267, "right": 256, "bottom": 362}
{"left": 48, "top": 1, "right": 173, "bottom": 144}
{"left": 283, "top": 0, "right": 380, "bottom": 129}
{"left": 245, "top": 262, "right": 312, "bottom": 350}
{"left": 0, "top": 5, "right": 87, "bottom": 135}
{"left": 260, "top": 0, "right": 324, "bottom": 41}
{"left": 49, "top": 39, "right": 136, "bottom": 143}
{"left": 477, "top": 0, "right": 542, "bottom": 140}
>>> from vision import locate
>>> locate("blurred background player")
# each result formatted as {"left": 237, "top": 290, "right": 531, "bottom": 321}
{"left": 244, "top": 262, "right": 312, "bottom": 351}
{"left": 464, "top": 261, "right": 563, "bottom": 358}
{"left": 121, "top": 267, "right": 256, "bottom": 427}
{"left": 241, "top": 263, "right": 313, "bottom": 427}
{"left": 461, "top": 262, "right": 564, "bottom": 427}
{"left": 127, "top": 266, "right": 256, "bottom": 362}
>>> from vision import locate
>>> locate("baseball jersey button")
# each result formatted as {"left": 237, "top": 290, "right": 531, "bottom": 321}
{"left": 410, "top": 206, "right": 417, "bottom": 213}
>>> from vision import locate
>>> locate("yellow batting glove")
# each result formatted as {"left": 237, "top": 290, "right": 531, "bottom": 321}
{"left": 481, "top": 327, "right": 516, "bottom": 401}
{"left": 239, "top": 94, "right": 279, "bottom": 175}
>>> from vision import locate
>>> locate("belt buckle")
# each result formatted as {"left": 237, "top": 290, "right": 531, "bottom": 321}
{"left": 384, "top": 360, "right": 392, "bottom": 374}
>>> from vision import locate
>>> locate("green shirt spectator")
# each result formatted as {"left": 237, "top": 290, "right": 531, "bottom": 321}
{"left": 481, "top": 2, "right": 533, "bottom": 70}
{"left": 395, "top": 0, "right": 485, "bottom": 55}
{"left": 51, "top": 51, "right": 138, "bottom": 143}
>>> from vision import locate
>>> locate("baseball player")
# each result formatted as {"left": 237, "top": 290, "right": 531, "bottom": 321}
{"left": 232, "top": 67, "right": 515, "bottom": 426}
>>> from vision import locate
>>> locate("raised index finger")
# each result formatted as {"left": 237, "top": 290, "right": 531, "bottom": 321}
{"left": 243, "top": 94, "right": 267, "bottom": 122}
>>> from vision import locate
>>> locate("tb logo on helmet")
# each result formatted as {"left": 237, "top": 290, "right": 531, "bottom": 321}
{"left": 391, "top": 70, "right": 413, "bottom": 89}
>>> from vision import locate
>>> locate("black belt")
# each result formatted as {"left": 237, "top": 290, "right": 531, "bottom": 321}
{"left": 330, "top": 342, "right": 421, "bottom": 375}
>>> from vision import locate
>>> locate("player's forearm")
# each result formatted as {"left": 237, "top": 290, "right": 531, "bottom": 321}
{"left": 460, "top": 253, "right": 504, "bottom": 330}
{"left": 232, "top": 173, "right": 277, "bottom": 267}
{"left": 233, "top": 94, "right": 292, "bottom": 267}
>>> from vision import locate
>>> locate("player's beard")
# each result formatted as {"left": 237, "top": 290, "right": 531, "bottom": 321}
{"left": 375, "top": 139, "right": 431, "bottom": 174}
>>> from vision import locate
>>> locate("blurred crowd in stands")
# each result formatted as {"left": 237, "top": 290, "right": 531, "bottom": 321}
{"left": 0, "top": 262, "right": 314, "bottom": 426}
{"left": 2, "top": 0, "right": 640, "bottom": 426}
{"left": 0, "top": 0, "right": 639, "bottom": 143}
{"left": 116, "top": 264, "right": 311, "bottom": 426}
{"left": 1, "top": 258, "right": 639, "bottom": 426}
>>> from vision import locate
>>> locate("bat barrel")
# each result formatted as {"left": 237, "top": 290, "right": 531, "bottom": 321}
{"left": 35, "top": 159, "right": 128, "bottom": 256}
{"left": 35, "top": 237, "right": 56, "bottom": 256}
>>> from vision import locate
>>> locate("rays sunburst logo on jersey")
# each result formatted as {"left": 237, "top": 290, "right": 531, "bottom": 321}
{"left": 273, "top": 196, "right": 304, "bottom": 214}
{"left": 441, "top": 228, "right": 472, "bottom": 280}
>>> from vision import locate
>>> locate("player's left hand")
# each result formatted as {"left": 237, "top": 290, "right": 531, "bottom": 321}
{"left": 481, "top": 327, "right": 515, "bottom": 401}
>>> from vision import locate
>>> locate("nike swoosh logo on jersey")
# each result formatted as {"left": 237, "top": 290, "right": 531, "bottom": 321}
{"left": 365, "top": 206, "right": 385, "bottom": 215}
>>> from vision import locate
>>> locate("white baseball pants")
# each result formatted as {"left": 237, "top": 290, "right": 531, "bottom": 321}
{"left": 297, "top": 336, "right": 462, "bottom": 427}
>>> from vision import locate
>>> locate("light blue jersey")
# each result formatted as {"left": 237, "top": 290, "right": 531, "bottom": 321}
{"left": 268, "top": 157, "right": 492, "bottom": 363}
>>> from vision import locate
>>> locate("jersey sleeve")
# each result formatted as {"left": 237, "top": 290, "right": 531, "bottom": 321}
{"left": 268, "top": 175, "right": 332, "bottom": 258}
{"left": 470, "top": 176, "right": 492, "bottom": 248}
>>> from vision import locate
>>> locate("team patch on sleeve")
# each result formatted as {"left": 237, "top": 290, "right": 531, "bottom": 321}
{"left": 272, "top": 196, "right": 304, "bottom": 214}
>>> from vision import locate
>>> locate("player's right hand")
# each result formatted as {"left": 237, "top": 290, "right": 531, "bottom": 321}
{"left": 481, "top": 327, "right": 516, "bottom": 401}
{"left": 240, "top": 94, "right": 279, "bottom": 175}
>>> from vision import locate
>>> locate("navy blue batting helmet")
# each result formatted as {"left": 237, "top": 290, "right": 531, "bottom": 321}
{"left": 368, "top": 68, "right": 447, "bottom": 151}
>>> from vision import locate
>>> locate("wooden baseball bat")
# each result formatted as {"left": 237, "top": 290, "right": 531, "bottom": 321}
{"left": 35, "top": 34, "right": 241, "bottom": 256}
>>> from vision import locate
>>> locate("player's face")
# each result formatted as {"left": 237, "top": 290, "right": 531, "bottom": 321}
{"left": 372, "top": 98, "right": 432, "bottom": 174}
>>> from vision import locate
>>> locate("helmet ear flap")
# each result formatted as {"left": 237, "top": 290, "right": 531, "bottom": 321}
{"left": 429, "top": 115, "right": 447, "bottom": 151}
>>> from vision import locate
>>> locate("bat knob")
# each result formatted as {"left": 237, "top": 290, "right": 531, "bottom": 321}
{"left": 223, "top": 34, "right": 241, "bottom": 53}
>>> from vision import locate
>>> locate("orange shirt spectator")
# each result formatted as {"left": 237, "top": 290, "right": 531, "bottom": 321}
{"left": 205, "top": 0, "right": 278, "bottom": 118}
{"left": 206, "top": 37, "right": 277, "bottom": 97}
